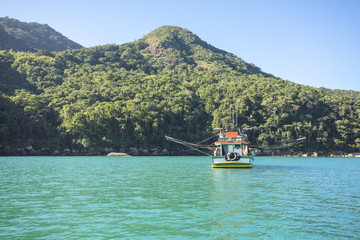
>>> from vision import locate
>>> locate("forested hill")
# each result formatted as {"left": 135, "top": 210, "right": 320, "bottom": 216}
{"left": 0, "top": 17, "right": 83, "bottom": 52}
{"left": 0, "top": 25, "right": 359, "bottom": 154}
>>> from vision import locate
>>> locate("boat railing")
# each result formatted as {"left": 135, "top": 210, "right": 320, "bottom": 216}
{"left": 217, "top": 136, "right": 245, "bottom": 142}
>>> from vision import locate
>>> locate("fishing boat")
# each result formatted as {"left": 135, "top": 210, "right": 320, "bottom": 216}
{"left": 211, "top": 129, "right": 254, "bottom": 168}
{"left": 165, "top": 128, "right": 254, "bottom": 168}
{"left": 165, "top": 128, "right": 304, "bottom": 168}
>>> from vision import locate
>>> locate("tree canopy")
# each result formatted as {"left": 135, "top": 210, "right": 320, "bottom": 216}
{"left": 0, "top": 25, "right": 359, "bottom": 153}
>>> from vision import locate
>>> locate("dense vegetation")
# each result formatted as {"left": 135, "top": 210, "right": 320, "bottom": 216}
{"left": 0, "top": 17, "right": 83, "bottom": 52}
{"left": 0, "top": 25, "right": 359, "bottom": 153}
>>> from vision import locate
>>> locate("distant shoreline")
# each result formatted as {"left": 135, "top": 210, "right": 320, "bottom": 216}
{"left": 0, "top": 146, "right": 358, "bottom": 158}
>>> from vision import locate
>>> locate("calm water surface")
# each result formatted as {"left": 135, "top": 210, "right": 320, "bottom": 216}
{"left": 0, "top": 156, "right": 359, "bottom": 239}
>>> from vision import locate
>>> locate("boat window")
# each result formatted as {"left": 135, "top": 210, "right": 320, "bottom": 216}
{"left": 235, "top": 144, "right": 241, "bottom": 149}
{"left": 222, "top": 145, "right": 228, "bottom": 155}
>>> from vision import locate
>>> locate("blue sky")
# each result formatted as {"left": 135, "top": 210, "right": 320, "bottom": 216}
{"left": 2, "top": 0, "right": 360, "bottom": 91}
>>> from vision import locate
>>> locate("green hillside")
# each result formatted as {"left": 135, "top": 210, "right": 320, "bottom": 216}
{"left": 0, "top": 25, "right": 359, "bottom": 154}
{"left": 0, "top": 17, "right": 83, "bottom": 52}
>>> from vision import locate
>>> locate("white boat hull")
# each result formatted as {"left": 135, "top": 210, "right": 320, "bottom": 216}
{"left": 211, "top": 155, "right": 253, "bottom": 168}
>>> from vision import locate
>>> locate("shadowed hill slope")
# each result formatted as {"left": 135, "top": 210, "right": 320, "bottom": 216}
{"left": 0, "top": 17, "right": 83, "bottom": 52}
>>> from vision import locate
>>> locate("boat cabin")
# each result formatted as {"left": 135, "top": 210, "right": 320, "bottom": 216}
{"left": 214, "top": 131, "right": 250, "bottom": 157}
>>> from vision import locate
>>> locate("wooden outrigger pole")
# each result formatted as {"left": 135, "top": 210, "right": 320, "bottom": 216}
{"left": 165, "top": 135, "right": 213, "bottom": 156}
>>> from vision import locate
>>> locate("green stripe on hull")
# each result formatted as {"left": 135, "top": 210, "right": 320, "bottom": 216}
{"left": 212, "top": 162, "right": 253, "bottom": 168}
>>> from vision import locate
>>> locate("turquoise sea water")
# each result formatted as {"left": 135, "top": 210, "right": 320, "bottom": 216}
{"left": 0, "top": 156, "right": 359, "bottom": 239}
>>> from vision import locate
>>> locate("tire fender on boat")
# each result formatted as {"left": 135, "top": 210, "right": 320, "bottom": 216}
{"left": 225, "top": 152, "right": 238, "bottom": 161}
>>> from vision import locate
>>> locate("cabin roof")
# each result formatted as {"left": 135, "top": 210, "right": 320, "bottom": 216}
{"left": 226, "top": 132, "right": 239, "bottom": 138}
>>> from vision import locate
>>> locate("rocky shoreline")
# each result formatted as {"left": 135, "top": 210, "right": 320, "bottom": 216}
{"left": 0, "top": 145, "right": 358, "bottom": 157}
{"left": 0, "top": 145, "right": 206, "bottom": 157}
{"left": 254, "top": 150, "right": 359, "bottom": 158}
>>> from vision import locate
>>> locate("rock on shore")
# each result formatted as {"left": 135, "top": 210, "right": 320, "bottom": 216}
{"left": 107, "top": 152, "right": 130, "bottom": 157}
